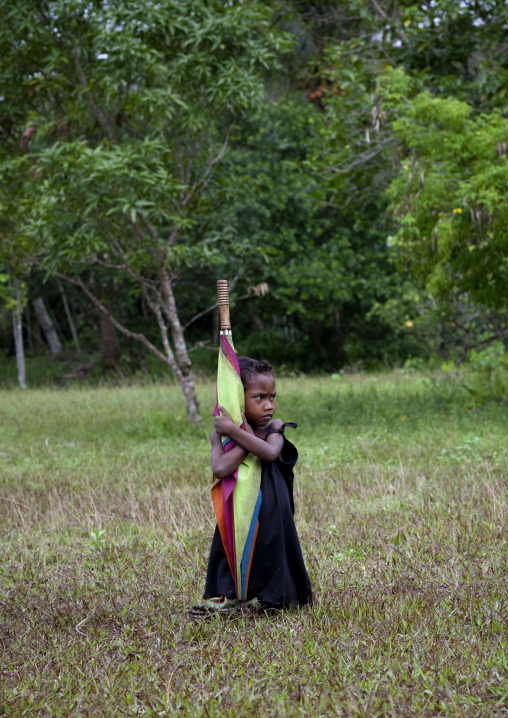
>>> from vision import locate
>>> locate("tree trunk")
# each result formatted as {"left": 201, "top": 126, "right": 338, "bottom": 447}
{"left": 151, "top": 296, "right": 202, "bottom": 425}
{"left": 160, "top": 267, "right": 192, "bottom": 373}
{"left": 99, "top": 282, "right": 123, "bottom": 375}
{"left": 11, "top": 279, "right": 26, "bottom": 389}
{"left": 53, "top": 270, "right": 202, "bottom": 425}
{"left": 180, "top": 371, "right": 201, "bottom": 425}
{"left": 100, "top": 311, "right": 123, "bottom": 375}
{"left": 310, "top": 320, "right": 323, "bottom": 353}
{"left": 159, "top": 267, "right": 202, "bottom": 424}
{"left": 128, "top": 338, "right": 148, "bottom": 374}
{"left": 33, "top": 297, "right": 63, "bottom": 357}
{"left": 32, "top": 314, "right": 44, "bottom": 350}
{"left": 331, "top": 306, "right": 346, "bottom": 361}
{"left": 439, "top": 318, "right": 450, "bottom": 359}
{"left": 58, "top": 279, "right": 81, "bottom": 353}
{"left": 139, "top": 342, "right": 148, "bottom": 374}
{"left": 25, "top": 303, "right": 34, "bottom": 352}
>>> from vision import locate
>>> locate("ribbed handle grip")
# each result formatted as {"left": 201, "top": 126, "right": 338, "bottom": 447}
{"left": 217, "top": 279, "right": 231, "bottom": 331}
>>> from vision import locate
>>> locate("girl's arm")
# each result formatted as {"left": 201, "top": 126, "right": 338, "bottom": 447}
{"left": 214, "top": 409, "right": 284, "bottom": 462}
{"left": 210, "top": 430, "right": 248, "bottom": 479}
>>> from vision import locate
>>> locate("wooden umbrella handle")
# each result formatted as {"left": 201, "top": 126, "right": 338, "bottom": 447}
{"left": 217, "top": 279, "right": 231, "bottom": 332}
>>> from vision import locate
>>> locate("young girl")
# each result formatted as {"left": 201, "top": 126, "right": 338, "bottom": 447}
{"left": 191, "top": 357, "right": 312, "bottom": 615}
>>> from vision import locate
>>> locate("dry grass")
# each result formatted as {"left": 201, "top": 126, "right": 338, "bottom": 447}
{"left": 0, "top": 373, "right": 507, "bottom": 716}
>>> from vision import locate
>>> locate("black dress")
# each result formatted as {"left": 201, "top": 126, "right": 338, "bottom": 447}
{"left": 203, "top": 423, "right": 313, "bottom": 609}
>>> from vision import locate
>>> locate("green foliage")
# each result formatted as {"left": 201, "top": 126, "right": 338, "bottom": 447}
{"left": 0, "top": 0, "right": 289, "bottom": 266}
{"left": 462, "top": 341, "right": 508, "bottom": 403}
{"left": 309, "top": 2, "right": 508, "bottom": 370}
{"left": 2, "top": 0, "right": 508, "bottom": 380}
{"left": 311, "top": 38, "right": 398, "bottom": 207}
{"left": 89, "top": 528, "right": 106, "bottom": 551}
{"left": 210, "top": 97, "right": 420, "bottom": 369}
{"left": 387, "top": 0, "right": 508, "bottom": 112}
{"left": 0, "top": 0, "right": 291, "bottom": 408}
{"left": 0, "top": 273, "right": 15, "bottom": 312}
{"left": 468, "top": 341, "right": 508, "bottom": 374}
{"left": 386, "top": 85, "right": 508, "bottom": 308}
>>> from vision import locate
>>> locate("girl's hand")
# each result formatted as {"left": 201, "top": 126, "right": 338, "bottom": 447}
{"left": 241, "top": 413, "right": 254, "bottom": 435}
{"left": 217, "top": 405, "right": 232, "bottom": 422}
{"left": 214, "top": 406, "right": 235, "bottom": 435}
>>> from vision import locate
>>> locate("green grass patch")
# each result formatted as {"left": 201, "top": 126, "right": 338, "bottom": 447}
{"left": 0, "top": 372, "right": 507, "bottom": 716}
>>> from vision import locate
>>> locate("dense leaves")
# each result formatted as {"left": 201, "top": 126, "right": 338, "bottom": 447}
{"left": 1, "top": 0, "right": 507, "bottom": 389}
{"left": 388, "top": 86, "right": 508, "bottom": 308}
{"left": 211, "top": 99, "right": 418, "bottom": 368}
{"left": 0, "top": 0, "right": 288, "bottom": 414}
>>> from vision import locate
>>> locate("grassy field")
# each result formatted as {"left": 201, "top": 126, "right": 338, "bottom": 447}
{"left": 0, "top": 372, "right": 507, "bottom": 716}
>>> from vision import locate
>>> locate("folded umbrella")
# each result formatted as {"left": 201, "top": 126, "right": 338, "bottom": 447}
{"left": 211, "top": 280, "right": 262, "bottom": 599}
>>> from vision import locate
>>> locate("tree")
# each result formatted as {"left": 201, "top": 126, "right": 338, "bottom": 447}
{"left": 0, "top": 0, "right": 288, "bottom": 422}
{"left": 0, "top": 271, "right": 27, "bottom": 388}
{"left": 386, "top": 82, "right": 508, "bottom": 310}
{"left": 200, "top": 96, "right": 419, "bottom": 369}
{"left": 294, "top": 1, "right": 508, "bottom": 361}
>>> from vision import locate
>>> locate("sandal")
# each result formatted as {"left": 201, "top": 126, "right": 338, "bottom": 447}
{"left": 189, "top": 596, "right": 240, "bottom": 619}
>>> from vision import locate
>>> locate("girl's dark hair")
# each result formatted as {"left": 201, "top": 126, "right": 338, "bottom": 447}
{"left": 238, "top": 356, "right": 274, "bottom": 388}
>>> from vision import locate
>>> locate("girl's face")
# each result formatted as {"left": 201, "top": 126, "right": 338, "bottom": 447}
{"left": 244, "top": 373, "right": 276, "bottom": 428}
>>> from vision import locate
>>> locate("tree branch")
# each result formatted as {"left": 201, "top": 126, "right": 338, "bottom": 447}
{"left": 141, "top": 285, "right": 184, "bottom": 383}
{"left": 184, "top": 130, "right": 208, "bottom": 186}
{"left": 54, "top": 271, "right": 173, "bottom": 368}
{"left": 72, "top": 48, "right": 117, "bottom": 142}
{"left": 180, "top": 125, "right": 233, "bottom": 208}
{"left": 323, "top": 137, "right": 394, "bottom": 176}
{"left": 369, "top": 0, "right": 409, "bottom": 45}
{"left": 182, "top": 276, "right": 246, "bottom": 330}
